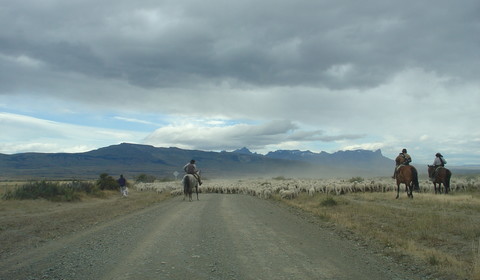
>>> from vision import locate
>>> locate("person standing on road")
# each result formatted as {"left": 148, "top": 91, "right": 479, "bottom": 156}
{"left": 117, "top": 174, "right": 128, "bottom": 197}
{"left": 183, "top": 159, "right": 202, "bottom": 185}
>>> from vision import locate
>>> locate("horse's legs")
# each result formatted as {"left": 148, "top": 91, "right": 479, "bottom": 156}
{"left": 396, "top": 183, "right": 400, "bottom": 199}
{"left": 183, "top": 179, "right": 188, "bottom": 201}
{"left": 195, "top": 185, "right": 199, "bottom": 200}
{"left": 407, "top": 183, "right": 413, "bottom": 198}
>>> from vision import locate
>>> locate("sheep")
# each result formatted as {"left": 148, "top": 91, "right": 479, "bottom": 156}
{"left": 280, "top": 189, "right": 296, "bottom": 199}
{"left": 261, "top": 189, "right": 272, "bottom": 199}
{"left": 170, "top": 189, "right": 183, "bottom": 197}
{"left": 134, "top": 176, "right": 480, "bottom": 199}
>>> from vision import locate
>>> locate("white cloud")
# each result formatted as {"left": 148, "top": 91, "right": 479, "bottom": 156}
{"left": 342, "top": 143, "right": 385, "bottom": 152}
{"left": 113, "top": 116, "right": 158, "bottom": 126}
{"left": 143, "top": 119, "right": 367, "bottom": 153}
{"left": 0, "top": 112, "right": 147, "bottom": 154}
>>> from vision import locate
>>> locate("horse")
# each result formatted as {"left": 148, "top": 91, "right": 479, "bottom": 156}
{"left": 394, "top": 155, "right": 419, "bottom": 199}
{"left": 182, "top": 174, "right": 199, "bottom": 201}
{"left": 428, "top": 165, "right": 451, "bottom": 194}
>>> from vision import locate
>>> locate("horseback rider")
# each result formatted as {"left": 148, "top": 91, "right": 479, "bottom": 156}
{"left": 183, "top": 159, "right": 202, "bottom": 185}
{"left": 429, "top": 153, "right": 447, "bottom": 181}
{"left": 392, "top": 148, "right": 412, "bottom": 179}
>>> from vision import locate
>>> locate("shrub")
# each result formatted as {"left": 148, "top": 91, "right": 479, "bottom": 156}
{"left": 156, "top": 177, "right": 175, "bottom": 182}
{"left": 135, "top": 174, "right": 156, "bottom": 183}
{"left": 68, "top": 180, "right": 103, "bottom": 197}
{"left": 320, "top": 196, "right": 338, "bottom": 207}
{"left": 96, "top": 173, "right": 119, "bottom": 190}
{"left": 2, "top": 181, "right": 80, "bottom": 201}
{"left": 428, "top": 254, "right": 440, "bottom": 266}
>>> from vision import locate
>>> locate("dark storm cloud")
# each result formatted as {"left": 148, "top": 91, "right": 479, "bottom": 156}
{"left": 2, "top": 0, "right": 479, "bottom": 92}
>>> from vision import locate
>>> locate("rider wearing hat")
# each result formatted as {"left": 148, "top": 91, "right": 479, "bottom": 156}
{"left": 183, "top": 159, "right": 202, "bottom": 185}
{"left": 432, "top": 153, "right": 446, "bottom": 167}
{"left": 392, "top": 148, "right": 412, "bottom": 179}
{"left": 430, "top": 153, "right": 447, "bottom": 180}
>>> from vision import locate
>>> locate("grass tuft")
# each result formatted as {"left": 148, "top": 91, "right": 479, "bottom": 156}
{"left": 473, "top": 239, "right": 480, "bottom": 280}
{"left": 320, "top": 196, "right": 338, "bottom": 207}
{"left": 428, "top": 254, "right": 440, "bottom": 266}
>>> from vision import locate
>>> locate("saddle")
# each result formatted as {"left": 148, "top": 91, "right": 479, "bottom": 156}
{"left": 395, "top": 163, "right": 408, "bottom": 172}
{"left": 428, "top": 165, "right": 444, "bottom": 178}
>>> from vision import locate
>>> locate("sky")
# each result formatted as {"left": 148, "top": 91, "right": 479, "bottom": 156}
{"left": 1, "top": 0, "right": 479, "bottom": 166}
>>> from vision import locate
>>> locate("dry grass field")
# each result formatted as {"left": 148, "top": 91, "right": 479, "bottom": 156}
{"left": 282, "top": 191, "right": 480, "bottom": 279}
{"left": 1, "top": 175, "right": 480, "bottom": 279}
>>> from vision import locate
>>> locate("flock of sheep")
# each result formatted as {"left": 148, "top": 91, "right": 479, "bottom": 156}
{"left": 133, "top": 175, "right": 480, "bottom": 199}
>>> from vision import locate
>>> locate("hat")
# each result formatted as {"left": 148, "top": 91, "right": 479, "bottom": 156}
{"left": 402, "top": 148, "right": 407, "bottom": 153}
{"left": 190, "top": 159, "right": 195, "bottom": 164}
{"left": 435, "top": 153, "right": 442, "bottom": 157}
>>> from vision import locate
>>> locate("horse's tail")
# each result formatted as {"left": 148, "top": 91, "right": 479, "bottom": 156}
{"left": 412, "top": 166, "right": 419, "bottom": 191}
{"left": 445, "top": 169, "right": 452, "bottom": 190}
{"left": 183, "top": 175, "right": 189, "bottom": 193}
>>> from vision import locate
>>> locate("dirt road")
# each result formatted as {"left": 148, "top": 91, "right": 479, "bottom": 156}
{"left": 0, "top": 194, "right": 424, "bottom": 280}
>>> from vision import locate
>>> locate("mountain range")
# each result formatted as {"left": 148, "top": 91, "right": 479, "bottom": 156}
{"left": 0, "top": 143, "right": 398, "bottom": 180}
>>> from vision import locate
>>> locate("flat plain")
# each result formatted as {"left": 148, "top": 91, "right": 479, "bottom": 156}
{"left": 1, "top": 175, "right": 479, "bottom": 279}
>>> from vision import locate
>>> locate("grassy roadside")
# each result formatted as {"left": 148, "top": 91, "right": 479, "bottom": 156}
{"left": 276, "top": 191, "right": 480, "bottom": 280}
{"left": 0, "top": 188, "right": 170, "bottom": 259}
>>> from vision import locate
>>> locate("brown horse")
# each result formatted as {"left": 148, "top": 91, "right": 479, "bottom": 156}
{"left": 394, "top": 155, "right": 419, "bottom": 199}
{"left": 428, "top": 165, "right": 451, "bottom": 194}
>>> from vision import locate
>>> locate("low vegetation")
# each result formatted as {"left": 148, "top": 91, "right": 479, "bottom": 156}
{"left": 2, "top": 173, "right": 125, "bottom": 201}
{"left": 134, "top": 173, "right": 157, "bottom": 183}
{"left": 1, "top": 181, "right": 102, "bottom": 202}
{"left": 96, "top": 173, "right": 120, "bottom": 190}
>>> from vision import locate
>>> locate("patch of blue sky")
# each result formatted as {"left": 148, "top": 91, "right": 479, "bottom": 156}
{"left": 203, "top": 118, "right": 258, "bottom": 127}
{"left": 0, "top": 94, "right": 165, "bottom": 132}
{"left": 166, "top": 115, "right": 259, "bottom": 128}
{"left": 0, "top": 96, "right": 93, "bottom": 127}
{"left": 107, "top": 113, "right": 170, "bottom": 131}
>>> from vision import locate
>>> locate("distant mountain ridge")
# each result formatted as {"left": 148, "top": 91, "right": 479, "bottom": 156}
{"left": 0, "top": 143, "right": 395, "bottom": 180}
{"left": 232, "top": 146, "right": 392, "bottom": 167}
{"left": 265, "top": 149, "right": 392, "bottom": 167}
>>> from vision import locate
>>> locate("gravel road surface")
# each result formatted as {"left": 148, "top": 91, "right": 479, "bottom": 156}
{"left": 0, "top": 194, "right": 425, "bottom": 280}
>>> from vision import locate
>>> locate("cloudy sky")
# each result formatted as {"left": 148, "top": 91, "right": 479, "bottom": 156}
{"left": 1, "top": 0, "right": 479, "bottom": 166}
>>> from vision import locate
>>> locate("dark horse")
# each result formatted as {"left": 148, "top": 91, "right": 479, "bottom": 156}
{"left": 182, "top": 174, "right": 199, "bottom": 201}
{"left": 394, "top": 155, "right": 419, "bottom": 199}
{"left": 428, "top": 165, "right": 451, "bottom": 194}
